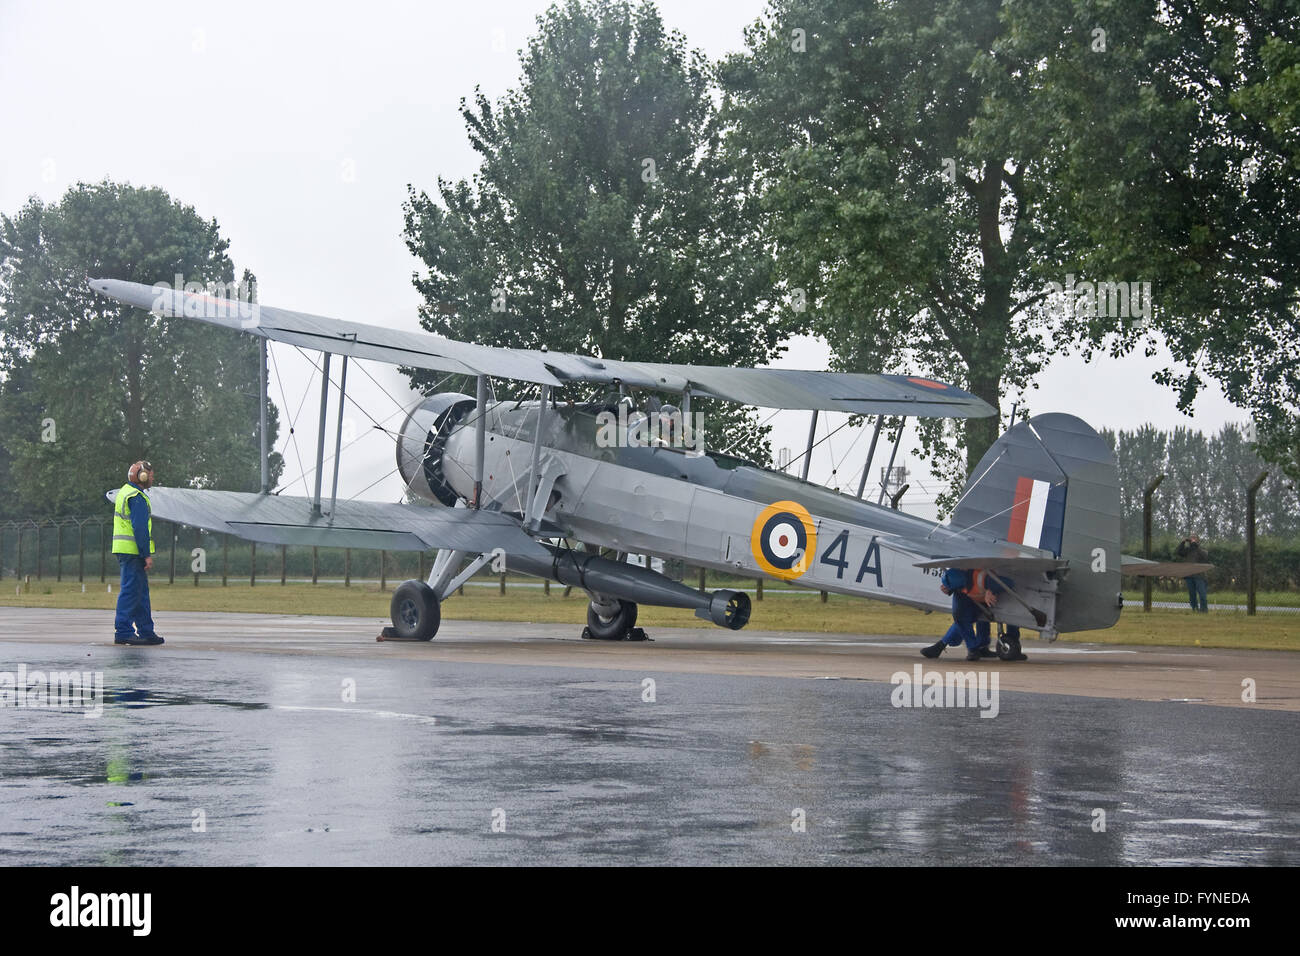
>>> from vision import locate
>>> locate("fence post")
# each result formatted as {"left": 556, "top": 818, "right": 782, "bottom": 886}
{"left": 100, "top": 521, "right": 107, "bottom": 582}
{"left": 17, "top": 525, "right": 24, "bottom": 579}
{"left": 698, "top": 567, "right": 706, "bottom": 593}
{"left": 35, "top": 521, "right": 42, "bottom": 580}
{"left": 193, "top": 528, "right": 200, "bottom": 587}
{"left": 312, "top": 546, "right": 319, "bottom": 585}
{"left": 419, "top": 551, "right": 427, "bottom": 582}
{"left": 250, "top": 541, "right": 257, "bottom": 587}
{"left": 56, "top": 522, "right": 63, "bottom": 582}
{"left": 169, "top": 523, "right": 177, "bottom": 585}
{"left": 756, "top": 578, "right": 763, "bottom": 601}
{"left": 499, "top": 571, "right": 505, "bottom": 594}
{"left": 1143, "top": 474, "right": 1164, "bottom": 612}
{"left": 543, "top": 577, "right": 550, "bottom": 596}
{"left": 1246, "top": 470, "right": 1268, "bottom": 616}
{"left": 222, "top": 534, "right": 229, "bottom": 587}
{"left": 280, "top": 545, "right": 286, "bottom": 585}
{"left": 344, "top": 548, "right": 350, "bottom": 587}
{"left": 380, "top": 551, "right": 387, "bottom": 591}
{"left": 77, "top": 521, "right": 85, "bottom": 583}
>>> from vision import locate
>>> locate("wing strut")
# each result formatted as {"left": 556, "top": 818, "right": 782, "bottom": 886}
{"left": 800, "top": 410, "right": 818, "bottom": 481}
{"left": 327, "top": 355, "right": 349, "bottom": 523}
{"left": 877, "top": 416, "right": 907, "bottom": 505}
{"left": 855, "top": 415, "right": 884, "bottom": 499}
{"left": 311, "top": 353, "right": 332, "bottom": 517}
{"left": 259, "top": 338, "right": 269, "bottom": 494}
{"left": 527, "top": 385, "right": 551, "bottom": 529}
{"left": 473, "top": 374, "right": 487, "bottom": 508}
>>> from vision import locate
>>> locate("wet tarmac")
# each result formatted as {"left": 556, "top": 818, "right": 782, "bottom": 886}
{"left": 2, "top": 612, "right": 1298, "bottom": 865}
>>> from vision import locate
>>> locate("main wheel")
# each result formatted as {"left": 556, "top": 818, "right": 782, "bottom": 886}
{"left": 390, "top": 580, "right": 441, "bottom": 641}
{"left": 585, "top": 599, "right": 638, "bottom": 640}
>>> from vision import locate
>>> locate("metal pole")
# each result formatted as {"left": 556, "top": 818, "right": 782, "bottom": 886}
{"left": 1142, "top": 474, "right": 1164, "bottom": 612}
{"left": 56, "top": 522, "right": 63, "bottom": 581}
{"left": 312, "top": 352, "right": 332, "bottom": 516}
{"left": 878, "top": 417, "right": 907, "bottom": 505}
{"left": 380, "top": 550, "right": 387, "bottom": 591}
{"left": 78, "top": 523, "right": 85, "bottom": 582}
{"left": 312, "top": 546, "right": 319, "bottom": 585}
{"left": 222, "top": 534, "right": 229, "bottom": 587}
{"left": 280, "top": 545, "right": 287, "bottom": 585}
{"left": 473, "top": 374, "right": 487, "bottom": 508}
{"left": 250, "top": 541, "right": 257, "bottom": 587}
{"left": 169, "top": 523, "right": 177, "bottom": 585}
{"left": 35, "top": 522, "right": 42, "bottom": 580}
{"left": 1246, "top": 470, "right": 1267, "bottom": 616}
{"left": 99, "top": 521, "right": 106, "bottom": 582}
{"left": 259, "top": 337, "right": 270, "bottom": 493}
{"left": 17, "top": 525, "right": 24, "bottom": 579}
{"left": 856, "top": 416, "right": 884, "bottom": 499}
{"left": 800, "top": 410, "right": 818, "bottom": 482}
{"left": 328, "top": 354, "right": 348, "bottom": 520}
{"left": 344, "top": 548, "right": 351, "bottom": 587}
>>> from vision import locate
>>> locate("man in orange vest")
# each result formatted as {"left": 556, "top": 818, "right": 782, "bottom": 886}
{"left": 921, "top": 568, "right": 999, "bottom": 661}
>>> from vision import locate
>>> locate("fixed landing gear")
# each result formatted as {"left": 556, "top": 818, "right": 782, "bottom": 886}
{"left": 582, "top": 598, "right": 647, "bottom": 641}
{"left": 382, "top": 579, "right": 442, "bottom": 641}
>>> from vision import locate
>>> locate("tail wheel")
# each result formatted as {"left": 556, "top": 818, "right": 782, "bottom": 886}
{"left": 390, "top": 580, "right": 441, "bottom": 641}
{"left": 585, "top": 599, "right": 638, "bottom": 640}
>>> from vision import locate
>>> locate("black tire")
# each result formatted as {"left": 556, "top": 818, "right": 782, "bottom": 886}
{"left": 585, "top": 599, "right": 638, "bottom": 640}
{"left": 390, "top": 580, "right": 441, "bottom": 641}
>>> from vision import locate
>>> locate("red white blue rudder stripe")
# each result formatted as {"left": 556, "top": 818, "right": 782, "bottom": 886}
{"left": 1007, "top": 477, "right": 1067, "bottom": 555}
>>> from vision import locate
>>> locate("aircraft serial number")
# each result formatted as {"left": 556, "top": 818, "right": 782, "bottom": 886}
{"left": 818, "top": 531, "right": 883, "bottom": 587}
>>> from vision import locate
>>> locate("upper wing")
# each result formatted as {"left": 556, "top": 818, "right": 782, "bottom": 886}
{"left": 88, "top": 278, "right": 994, "bottom": 417}
{"left": 1121, "top": 555, "right": 1213, "bottom": 577}
{"left": 108, "top": 487, "right": 552, "bottom": 558}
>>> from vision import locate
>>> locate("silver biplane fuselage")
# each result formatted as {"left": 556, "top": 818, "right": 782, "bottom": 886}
{"left": 412, "top": 397, "right": 1058, "bottom": 634}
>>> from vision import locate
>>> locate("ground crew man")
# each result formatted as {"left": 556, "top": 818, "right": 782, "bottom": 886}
{"left": 111, "top": 460, "right": 164, "bottom": 645}
{"left": 921, "top": 567, "right": 998, "bottom": 661}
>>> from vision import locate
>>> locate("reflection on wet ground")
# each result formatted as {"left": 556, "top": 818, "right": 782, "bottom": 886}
{"left": 0, "top": 641, "right": 1296, "bottom": 865}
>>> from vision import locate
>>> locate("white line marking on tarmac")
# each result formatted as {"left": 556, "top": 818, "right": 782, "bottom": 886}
{"left": 273, "top": 705, "right": 438, "bottom": 724}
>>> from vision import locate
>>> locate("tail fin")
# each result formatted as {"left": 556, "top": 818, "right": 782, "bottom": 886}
{"left": 950, "top": 413, "right": 1121, "bottom": 633}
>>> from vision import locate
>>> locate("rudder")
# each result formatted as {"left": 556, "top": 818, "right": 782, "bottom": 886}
{"left": 950, "top": 413, "right": 1122, "bottom": 634}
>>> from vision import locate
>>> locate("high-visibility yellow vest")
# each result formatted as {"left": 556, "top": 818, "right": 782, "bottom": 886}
{"left": 111, "top": 483, "right": 154, "bottom": 555}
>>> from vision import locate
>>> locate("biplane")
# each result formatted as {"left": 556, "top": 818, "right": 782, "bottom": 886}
{"left": 89, "top": 278, "right": 1194, "bottom": 645}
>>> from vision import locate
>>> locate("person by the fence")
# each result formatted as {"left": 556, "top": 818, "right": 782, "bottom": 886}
{"left": 1176, "top": 534, "right": 1210, "bottom": 613}
{"left": 111, "top": 461, "right": 164, "bottom": 645}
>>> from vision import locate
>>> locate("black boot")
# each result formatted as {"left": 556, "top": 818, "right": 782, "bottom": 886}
{"left": 921, "top": 640, "right": 946, "bottom": 659}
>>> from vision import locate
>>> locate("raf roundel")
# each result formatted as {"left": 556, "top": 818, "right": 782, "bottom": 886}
{"left": 751, "top": 501, "right": 818, "bottom": 581}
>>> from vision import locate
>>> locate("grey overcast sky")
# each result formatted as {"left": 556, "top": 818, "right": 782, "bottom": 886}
{"left": 0, "top": 0, "right": 1247, "bottom": 518}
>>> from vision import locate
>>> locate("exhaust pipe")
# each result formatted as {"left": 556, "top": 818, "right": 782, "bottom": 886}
{"left": 510, "top": 547, "right": 751, "bottom": 630}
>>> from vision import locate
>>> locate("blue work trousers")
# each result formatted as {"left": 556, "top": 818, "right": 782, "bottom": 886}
{"left": 115, "top": 554, "right": 156, "bottom": 640}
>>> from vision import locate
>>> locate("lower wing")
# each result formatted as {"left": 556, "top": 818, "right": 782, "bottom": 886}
{"left": 105, "top": 487, "right": 551, "bottom": 558}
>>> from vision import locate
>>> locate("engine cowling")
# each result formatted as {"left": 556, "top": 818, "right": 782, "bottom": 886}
{"left": 395, "top": 393, "right": 476, "bottom": 506}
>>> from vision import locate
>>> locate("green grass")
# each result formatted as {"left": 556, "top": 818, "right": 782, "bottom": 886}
{"left": 3, "top": 578, "right": 1296, "bottom": 651}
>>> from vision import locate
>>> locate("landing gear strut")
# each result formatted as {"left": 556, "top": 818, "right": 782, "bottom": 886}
{"left": 582, "top": 598, "right": 646, "bottom": 641}
{"left": 382, "top": 579, "right": 441, "bottom": 641}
